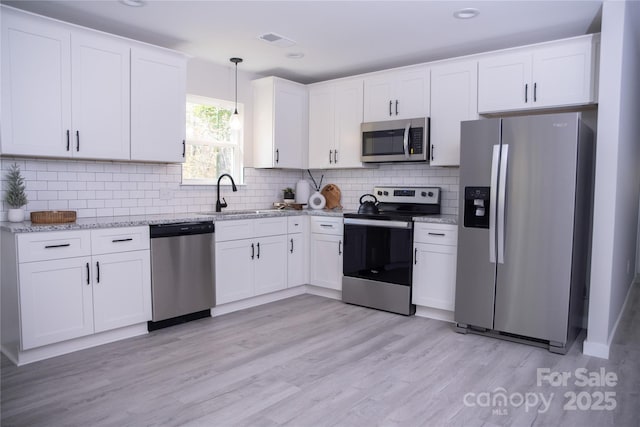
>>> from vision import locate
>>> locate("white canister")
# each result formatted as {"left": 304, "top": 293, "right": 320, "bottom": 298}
{"left": 295, "top": 179, "right": 311, "bottom": 205}
{"left": 308, "top": 191, "right": 326, "bottom": 210}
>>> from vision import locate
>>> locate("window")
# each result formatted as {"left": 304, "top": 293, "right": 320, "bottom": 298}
{"left": 182, "top": 95, "right": 243, "bottom": 185}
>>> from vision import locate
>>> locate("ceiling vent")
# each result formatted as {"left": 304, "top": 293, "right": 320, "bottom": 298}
{"left": 258, "top": 32, "right": 296, "bottom": 48}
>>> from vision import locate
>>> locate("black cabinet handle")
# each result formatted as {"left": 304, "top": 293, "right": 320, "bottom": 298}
{"left": 534, "top": 83, "right": 537, "bottom": 102}
{"left": 112, "top": 238, "right": 133, "bottom": 243}
{"left": 338, "top": 240, "right": 342, "bottom": 255}
{"left": 395, "top": 100, "right": 399, "bottom": 115}
{"left": 389, "top": 100, "right": 392, "bottom": 116}
{"left": 66, "top": 130, "right": 70, "bottom": 151}
{"left": 329, "top": 150, "right": 333, "bottom": 164}
{"left": 45, "top": 243, "right": 70, "bottom": 249}
{"left": 431, "top": 144, "right": 434, "bottom": 161}
{"left": 182, "top": 140, "right": 186, "bottom": 157}
{"left": 290, "top": 238, "right": 294, "bottom": 253}
{"left": 428, "top": 232, "right": 446, "bottom": 237}
{"left": 96, "top": 261, "right": 100, "bottom": 283}
{"left": 86, "top": 262, "right": 90, "bottom": 285}
{"left": 525, "top": 84, "right": 528, "bottom": 103}
{"left": 76, "top": 130, "right": 80, "bottom": 151}
{"left": 276, "top": 149, "right": 279, "bottom": 163}
{"left": 257, "top": 242, "right": 260, "bottom": 259}
{"left": 334, "top": 150, "right": 338, "bottom": 163}
{"left": 251, "top": 243, "right": 255, "bottom": 259}
{"left": 414, "top": 248, "right": 417, "bottom": 265}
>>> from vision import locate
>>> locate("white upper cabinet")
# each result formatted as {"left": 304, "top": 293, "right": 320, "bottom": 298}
{"left": 308, "top": 78, "right": 365, "bottom": 169}
{"left": 478, "top": 35, "right": 599, "bottom": 114}
{"left": 1, "top": 9, "right": 129, "bottom": 160}
{"left": 430, "top": 59, "right": 478, "bottom": 167}
{"left": 253, "top": 77, "right": 308, "bottom": 169}
{"left": 72, "top": 31, "right": 131, "bottom": 160}
{"left": 363, "top": 66, "right": 430, "bottom": 122}
{"left": 130, "top": 46, "right": 187, "bottom": 163}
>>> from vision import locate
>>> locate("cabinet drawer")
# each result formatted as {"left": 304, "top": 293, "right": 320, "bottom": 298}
{"left": 91, "top": 226, "right": 150, "bottom": 255}
{"left": 17, "top": 230, "right": 91, "bottom": 263}
{"left": 254, "top": 217, "right": 287, "bottom": 238}
{"left": 414, "top": 223, "right": 458, "bottom": 245}
{"left": 310, "top": 216, "right": 343, "bottom": 235}
{"left": 287, "top": 216, "right": 306, "bottom": 234}
{"left": 215, "top": 219, "right": 253, "bottom": 242}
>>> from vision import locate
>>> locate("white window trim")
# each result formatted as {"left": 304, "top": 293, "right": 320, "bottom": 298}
{"left": 181, "top": 94, "right": 244, "bottom": 186}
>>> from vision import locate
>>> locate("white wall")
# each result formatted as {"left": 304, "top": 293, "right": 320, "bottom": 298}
{"left": 585, "top": 0, "right": 640, "bottom": 359}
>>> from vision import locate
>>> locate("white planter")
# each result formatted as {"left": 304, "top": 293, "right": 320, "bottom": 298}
{"left": 7, "top": 208, "right": 25, "bottom": 222}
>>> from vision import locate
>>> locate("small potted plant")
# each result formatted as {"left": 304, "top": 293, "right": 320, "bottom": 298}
{"left": 283, "top": 187, "right": 295, "bottom": 203}
{"left": 5, "top": 163, "right": 28, "bottom": 222}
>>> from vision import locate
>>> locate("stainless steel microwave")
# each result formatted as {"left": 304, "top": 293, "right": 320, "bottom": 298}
{"left": 361, "top": 117, "right": 429, "bottom": 163}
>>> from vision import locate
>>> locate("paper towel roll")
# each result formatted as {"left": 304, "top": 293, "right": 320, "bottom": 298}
{"left": 308, "top": 191, "right": 326, "bottom": 210}
{"left": 295, "top": 180, "right": 311, "bottom": 205}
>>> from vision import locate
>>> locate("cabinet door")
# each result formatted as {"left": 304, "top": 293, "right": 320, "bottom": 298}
{"left": 273, "top": 79, "right": 307, "bottom": 168}
{"left": 19, "top": 257, "right": 93, "bottom": 350}
{"left": 334, "top": 79, "right": 365, "bottom": 168}
{"left": 92, "top": 251, "right": 151, "bottom": 333}
{"left": 394, "top": 67, "right": 430, "bottom": 119}
{"left": 363, "top": 73, "right": 394, "bottom": 122}
{"left": 131, "top": 47, "right": 186, "bottom": 163}
{"left": 71, "top": 32, "right": 130, "bottom": 160}
{"left": 478, "top": 52, "right": 532, "bottom": 113}
{"left": 310, "top": 234, "right": 343, "bottom": 290}
{"left": 430, "top": 60, "right": 478, "bottom": 166}
{"left": 1, "top": 11, "right": 71, "bottom": 157}
{"left": 215, "top": 239, "right": 254, "bottom": 304}
{"left": 254, "top": 235, "right": 288, "bottom": 295}
{"left": 287, "top": 234, "right": 306, "bottom": 287}
{"left": 412, "top": 243, "right": 457, "bottom": 311}
{"left": 532, "top": 38, "right": 595, "bottom": 108}
{"left": 308, "top": 84, "right": 335, "bottom": 169}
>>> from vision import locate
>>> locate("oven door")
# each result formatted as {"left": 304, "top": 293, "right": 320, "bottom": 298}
{"left": 343, "top": 218, "right": 414, "bottom": 285}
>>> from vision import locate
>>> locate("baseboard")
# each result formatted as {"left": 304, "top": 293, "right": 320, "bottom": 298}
{"left": 583, "top": 278, "right": 637, "bottom": 359}
{"left": 9, "top": 323, "right": 148, "bottom": 366}
{"left": 304, "top": 285, "right": 341, "bottom": 300}
{"left": 211, "top": 286, "right": 306, "bottom": 317}
{"left": 415, "top": 305, "right": 455, "bottom": 322}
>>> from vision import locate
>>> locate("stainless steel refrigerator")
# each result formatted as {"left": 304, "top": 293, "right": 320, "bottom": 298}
{"left": 454, "top": 112, "right": 594, "bottom": 354}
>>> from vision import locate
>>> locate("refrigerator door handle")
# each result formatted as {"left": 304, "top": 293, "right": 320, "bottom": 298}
{"left": 497, "top": 144, "right": 509, "bottom": 264}
{"left": 489, "top": 145, "right": 500, "bottom": 263}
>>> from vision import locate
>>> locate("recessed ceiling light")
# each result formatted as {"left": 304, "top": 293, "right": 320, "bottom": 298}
{"left": 119, "top": 0, "right": 146, "bottom": 7}
{"left": 286, "top": 52, "right": 305, "bottom": 59}
{"left": 453, "top": 8, "right": 479, "bottom": 19}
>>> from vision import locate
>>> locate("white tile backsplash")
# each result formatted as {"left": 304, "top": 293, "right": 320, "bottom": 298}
{"left": 0, "top": 157, "right": 459, "bottom": 221}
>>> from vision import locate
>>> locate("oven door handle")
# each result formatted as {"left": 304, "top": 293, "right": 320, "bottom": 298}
{"left": 344, "top": 218, "right": 413, "bottom": 229}
{"left": 403, "top": 122, "right": 411, "bottom": 158}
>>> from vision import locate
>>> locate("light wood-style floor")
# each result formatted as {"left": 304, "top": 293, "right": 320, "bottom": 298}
{"left": 2, "top": 283, "right": 639, "bottom": 427}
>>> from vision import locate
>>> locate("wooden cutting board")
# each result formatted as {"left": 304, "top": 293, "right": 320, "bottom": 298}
{"left": 320, "top": 184, "right": 342, "bottom": 209}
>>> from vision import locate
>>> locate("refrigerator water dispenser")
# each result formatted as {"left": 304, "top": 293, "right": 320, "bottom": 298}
{"left": 464, "top": 187, "right": 490, "bottom": 228}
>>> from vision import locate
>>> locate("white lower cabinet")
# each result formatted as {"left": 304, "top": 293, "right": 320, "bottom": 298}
{"left": 309, "top": 217, "right": 343, "bottom": 291}
{"left": 287, "top": 216, "right": 309, "bottom": 288}
{"left": 215, "top": 218, "right": 289, "bottom": 305}
{"left": 11, "top": 227, "right": 151, "bottom": 352}
{"left": 412, "top": 224, "right": 458, "bottom": 312}
{"left": 18, "top": 256, "right": 94, "bottom": 350}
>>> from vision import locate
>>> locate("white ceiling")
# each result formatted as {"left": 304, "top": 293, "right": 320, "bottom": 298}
{"left": 2, "top": 0, "right": 603, "bottom": 84}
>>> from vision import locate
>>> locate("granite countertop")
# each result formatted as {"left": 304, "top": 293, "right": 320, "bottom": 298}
{"left": 0, "top": 209, "right": 457, "bottom": 233}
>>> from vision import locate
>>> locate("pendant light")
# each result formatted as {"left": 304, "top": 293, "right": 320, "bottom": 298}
{"left": 229, "top": 57, "right": 243, "bottom": 130}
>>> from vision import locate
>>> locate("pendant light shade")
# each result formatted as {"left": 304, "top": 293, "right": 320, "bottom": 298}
{"left": 229, "top": 57, "right": 243, "bottom": 130}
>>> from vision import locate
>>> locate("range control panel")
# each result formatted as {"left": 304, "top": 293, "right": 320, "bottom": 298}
{"left": 373, "top": 186, "right": 440, "bottom": 205}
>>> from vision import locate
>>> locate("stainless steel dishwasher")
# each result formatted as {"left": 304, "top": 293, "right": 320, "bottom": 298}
{"left": 148, "top": 221, "right": 215, "bottom": 330}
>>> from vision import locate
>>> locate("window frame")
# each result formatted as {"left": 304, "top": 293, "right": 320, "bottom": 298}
{"left": 181, "top": 94, "right": 244, "bottom": 186}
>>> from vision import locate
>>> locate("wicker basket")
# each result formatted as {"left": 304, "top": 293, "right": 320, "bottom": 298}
{"left": 30, "top": 210, "right": 77, "bottom": 224}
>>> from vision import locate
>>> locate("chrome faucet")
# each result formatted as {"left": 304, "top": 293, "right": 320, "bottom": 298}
{"left": 216, "top": 173, "right": 238, "bottom": 212}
